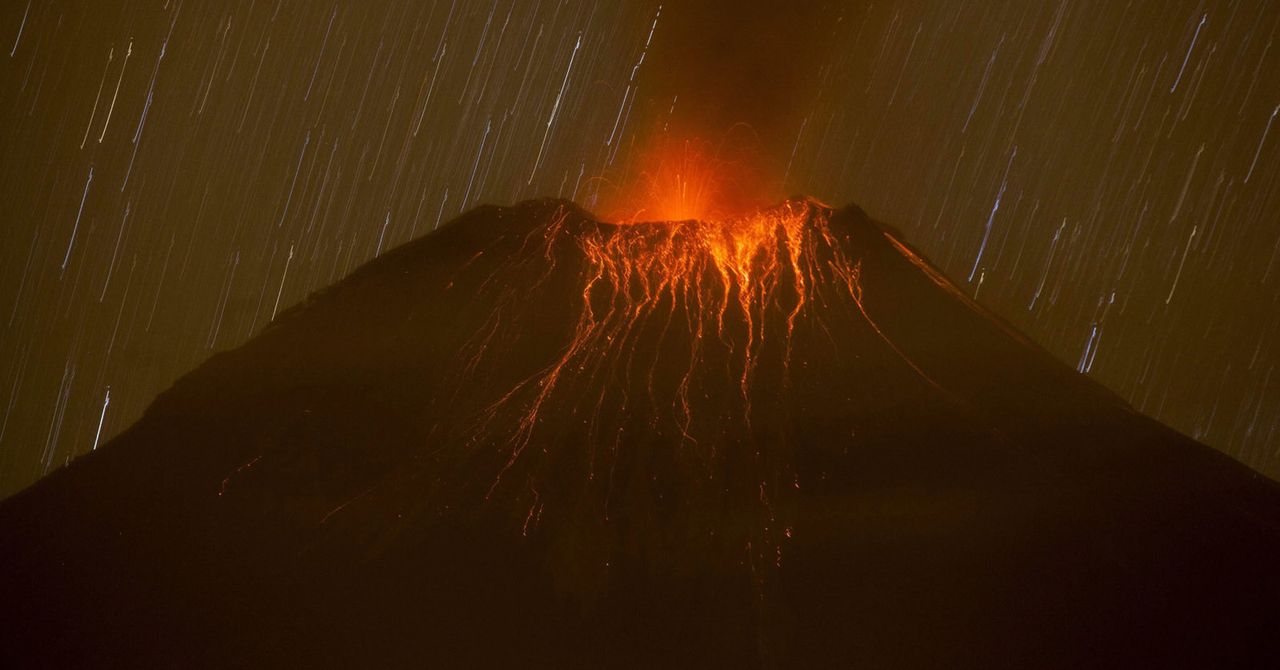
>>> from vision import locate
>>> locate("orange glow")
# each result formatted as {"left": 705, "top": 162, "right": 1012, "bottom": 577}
{"left": 477, "top": 198, "right": 867, "bottom": 496}
{"left": 452, "top": 196, "right": 948, "bottom": 580}
{"left": 604, "top": 136, "right": 770, "bottom": 223}
{"left": 457, "top": 195, "right": 949, "bottom": 502}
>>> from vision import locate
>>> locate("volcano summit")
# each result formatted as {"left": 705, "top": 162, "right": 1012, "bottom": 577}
{"left": 2, "top": 199, "right": 1279, "bottom": 668}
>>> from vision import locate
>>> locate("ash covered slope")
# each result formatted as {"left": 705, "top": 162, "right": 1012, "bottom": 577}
{"left": 2, "top": 198, "right": 1279, "bottom": 668}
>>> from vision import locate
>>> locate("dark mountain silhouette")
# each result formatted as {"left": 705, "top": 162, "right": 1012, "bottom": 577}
{"left": 2, "top": 198, "right": 1278, "bottom": 668}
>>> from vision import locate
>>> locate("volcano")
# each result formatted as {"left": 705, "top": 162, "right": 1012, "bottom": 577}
{"left": 2, "top": 199, "right": 1279, "bottom": 668}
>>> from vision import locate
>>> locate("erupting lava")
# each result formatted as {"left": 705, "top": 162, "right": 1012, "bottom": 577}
{"left": 483, "top": 201, "right": 842, "bottom": 480}
{"left": 455, "top": 196, "right": 942, "bottom": 573}
{"left": 606, "top": 137, "right": 771, "bottom": 223}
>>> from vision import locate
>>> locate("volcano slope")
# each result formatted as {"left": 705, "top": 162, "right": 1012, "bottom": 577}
{"left": 2, "top": 199, "right": 1279, "bottom": 668}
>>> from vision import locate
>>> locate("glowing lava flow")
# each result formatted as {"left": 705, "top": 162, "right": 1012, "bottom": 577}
{"left": 394, "top": 194, "right": 954, "bottom": 605}
{"left": 470, "top": 198, "right": 887, "bottom": 499}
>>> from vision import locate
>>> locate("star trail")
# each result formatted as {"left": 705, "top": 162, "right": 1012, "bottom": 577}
{"left": 1, "top": 0, "right": 1279, "bottom": 498}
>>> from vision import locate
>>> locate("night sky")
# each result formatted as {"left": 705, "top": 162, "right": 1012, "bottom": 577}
{"left": 1, "top": 0, "right": 1279, "bottom": 498}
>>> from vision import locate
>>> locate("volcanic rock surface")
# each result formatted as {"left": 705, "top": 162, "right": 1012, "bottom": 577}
{"left": 2, "top": 198, "right": 1279, "bottom": 668}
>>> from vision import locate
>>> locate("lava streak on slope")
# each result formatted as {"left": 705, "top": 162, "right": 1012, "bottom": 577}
{"left": 428, "top": 197, "right": 944, "bottom": 604}
{"left": 483, "top": 199, "right": 855, "bottom": 462}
